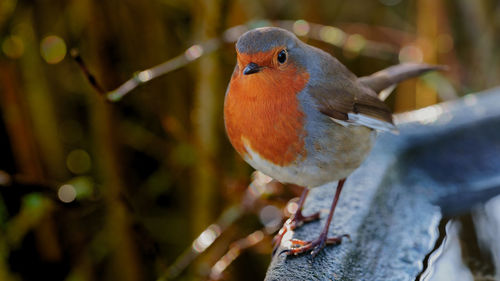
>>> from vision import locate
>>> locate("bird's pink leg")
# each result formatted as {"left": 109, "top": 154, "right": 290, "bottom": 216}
{"left": 283, "top": 179, "right": 350, "bottom": 257}
{"left": 287, "top": 188, "right": 322, "bottom": 228}
{"left": 272, "top": 187, "right": 320, "bottom": 255}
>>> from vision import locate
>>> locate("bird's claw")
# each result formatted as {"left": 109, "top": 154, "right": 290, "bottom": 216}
{"left": 284, "top": 233, "right": 350, "bottom": 257}
{"left": 272, "top": 211, "right": 320, "bottom": 256}
{"left": 278, "top": 248, "right": 292, "bottom": 256}
{"left": 272, "top": 224, "right": 291, "bottom": 256}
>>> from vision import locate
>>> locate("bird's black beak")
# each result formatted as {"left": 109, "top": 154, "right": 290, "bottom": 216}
{"left": 243, "top": 62, "right": 261, "bottom": 75}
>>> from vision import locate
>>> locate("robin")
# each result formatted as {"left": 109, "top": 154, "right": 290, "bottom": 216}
{"left": 224, "top": 27, "right": 443, "bottom": 256}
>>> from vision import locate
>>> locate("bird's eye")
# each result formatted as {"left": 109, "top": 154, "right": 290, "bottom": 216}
{"left": 277, "top": 49, "right": 287, "bottom": 64}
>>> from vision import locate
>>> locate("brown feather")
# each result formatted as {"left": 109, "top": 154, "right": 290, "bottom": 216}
{"left": 310, "top": 84, "right": 394, "bottom": 125}
{"left": 307, "top": 55, "right": 394, "bottom": 126}
{"left": 309, "top": 61, "right": 445, "bottom": 129}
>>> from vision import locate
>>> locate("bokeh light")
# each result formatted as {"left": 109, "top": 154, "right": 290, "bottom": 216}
{"left": 192, "top": 224, "right": 221, "bottom": 253}
{"left": 137, "top": 70, "right": 153, "bottom": 82}
{"left": 319, "top": 26, "right": 346, "bottom": 46}
{"left": 185, "top": 44, "right": 203, "bottom": 61}
{"left": 285, "top": 200, "right": 299, "bottom": 217}
{"left": 0, "top": 170, "right": 11, "bottom": 185}
{"left": 40, "top": 35, "right": 67, "bottom": 64}
{"left": 248, "top": 171, "right": 273, "bottom": 197}
{"left": 66, "top": 176, "right": 95, "bottom": 200}
{"left": 399, "top": 45, "right": 424, "bottom": 63}
{"left": 259, "top": 205, "right": 282, "bottom": 232}
{"left": 344, "top": 34, "right": 366, "bottom": 53}
{"left": 223, "top": 25, "right": 248, "bottom": 42}
{"left": 66, "top": 149, "right": 91, "bottom": 174}
{"left": 58, "top": 184, "right": 77, "bottom": 203}
{"left": 2, "top": 35, "right": 24, "bottom": 59}
{"left": 293, "top": 20, "right": 310, "bottom": 36}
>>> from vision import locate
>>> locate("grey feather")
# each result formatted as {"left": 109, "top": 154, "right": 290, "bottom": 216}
{"left": 358, "top": 63, "right": 447, "bottom": 93}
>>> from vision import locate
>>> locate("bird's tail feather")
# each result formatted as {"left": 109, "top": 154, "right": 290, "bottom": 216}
{"left": 358, "top": 63, "right": 447, "bottom": 96}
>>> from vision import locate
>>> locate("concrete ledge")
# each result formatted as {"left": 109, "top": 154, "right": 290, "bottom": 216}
{"left": 266, "top": 88, "right": 500, "bottom": 280}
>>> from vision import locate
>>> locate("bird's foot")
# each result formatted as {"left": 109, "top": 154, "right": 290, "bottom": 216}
{"left": 286, "top": 210, "right": 321, "bottom": 230}
{"left": 272, "top": 211, "right": 320, "bottom": 255}
{"left": 281, "top": 233, "right": 350, "bottom": 257}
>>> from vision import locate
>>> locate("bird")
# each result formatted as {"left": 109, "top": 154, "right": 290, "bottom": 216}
{"left": 223, "top": 26, "right": 443, "bottom": 256}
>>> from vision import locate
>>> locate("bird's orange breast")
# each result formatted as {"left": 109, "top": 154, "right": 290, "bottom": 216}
{"left": 224, "top": 62, "right": 310, "bottom": 166}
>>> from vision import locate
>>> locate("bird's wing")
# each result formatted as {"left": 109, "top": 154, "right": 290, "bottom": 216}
{"left": 310, "top": 82, "right": 396, "bottom": 132}
{"left": 308, "top": 59, "right": 445, "bottom": 132}
{"left": 307, "top": 57, "right": 396, "bottom": 132}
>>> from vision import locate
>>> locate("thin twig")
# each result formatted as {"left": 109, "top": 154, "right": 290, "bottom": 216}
{"left": 73, "top": 20, "right": 402, "bottom": 102}
{"left": 70, "top": 49, "right": 106, "bottom": 95}
{"left": 157, "top": 205, "right": 244, "bottom": 281}
{"left": 107, "top": 38, "right": 221, "bottom": 101}
{"left": 157, "top": 171, "right": 278, "bottom": 281}
{"left": 209, "top": 230, "right": 266, "bottom": 281}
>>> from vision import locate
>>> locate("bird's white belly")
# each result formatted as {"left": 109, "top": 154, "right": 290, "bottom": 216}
{"left": 242, "top": 124, "right": 375, "bottom": 188}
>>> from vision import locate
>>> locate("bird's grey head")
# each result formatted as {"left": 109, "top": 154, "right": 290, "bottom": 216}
{"left": 236, "top": 27, "right": 300, "bottom": 54}
{"left": 235, "top": 27, "right": 309, "bottom": 75}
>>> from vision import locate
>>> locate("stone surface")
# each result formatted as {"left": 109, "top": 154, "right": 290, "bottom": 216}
{"left": 266, "top": 87, "right": 500, "bottom": 281}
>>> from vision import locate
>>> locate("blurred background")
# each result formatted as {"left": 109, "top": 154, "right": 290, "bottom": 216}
{"left": 0, "top": 0, "right": 499, "bottom": 280}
